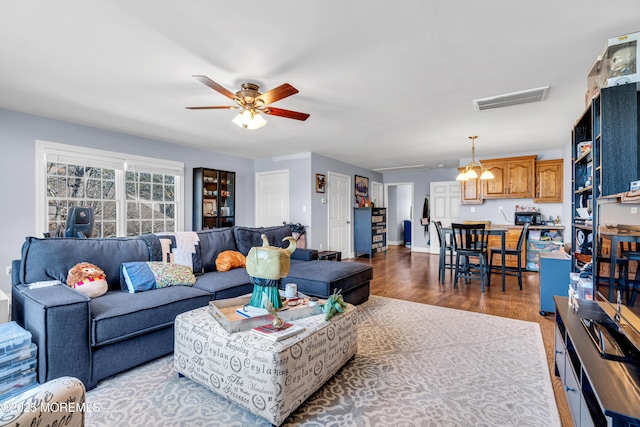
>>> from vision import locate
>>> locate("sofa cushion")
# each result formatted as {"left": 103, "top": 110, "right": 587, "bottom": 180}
{"left": 192, "top": 268, "right": 253, "bottom": 299}
{"left": 121, "top": 262, "right": 196, "bottom": 293}
{"left": 233, "top": 225, "right": 293, "bottom": 255}
{"left": 19, "top": 237, "right": 149, "bottom": 291}
{"left": 138, "top": 232, "right": 203, "bottom": 275}
{"left": 89, "top": 287, "right": 210, "bottom": 346}
{"left": 197, "top": 228, "right": 237, "bottom": 272}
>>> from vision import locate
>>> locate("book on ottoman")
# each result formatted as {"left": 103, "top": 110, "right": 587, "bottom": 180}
{"left": 251, "top": 322, "right": 305, "bottom": 342}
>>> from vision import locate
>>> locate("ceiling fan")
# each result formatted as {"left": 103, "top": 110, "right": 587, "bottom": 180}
{"left": 186, "top": 75, "right": 310, "bottom": 129}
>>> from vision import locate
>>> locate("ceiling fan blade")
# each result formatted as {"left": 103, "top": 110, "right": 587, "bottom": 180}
{"left": 185, "top": 106, "right": 238, "bottom": 110}
{"left": 256, "top": 83, "right": 298, "bottom": 106}
{"left": 264, "top": 107, "right": 310, "bottom": 121}
{"left": 192, "top": 75, "right": 236, "bottom": 100}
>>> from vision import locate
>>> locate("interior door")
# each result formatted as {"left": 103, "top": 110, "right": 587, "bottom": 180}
{"left": 255, "top": 170, "right": 289, "bottom": 226}
{"left": 328, "top": 172, "right": 351, "bottom": 259}
{"left": 429, "top": 181, "right": 460, "bottom": 254}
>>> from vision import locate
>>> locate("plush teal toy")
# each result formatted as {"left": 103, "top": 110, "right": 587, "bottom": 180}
{"left": 321, "top": 289, "right": 347, "bottom": 320}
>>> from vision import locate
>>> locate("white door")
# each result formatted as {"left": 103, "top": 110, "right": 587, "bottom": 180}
{"left": 429, "top": 181, "right": 460, "bottom": 254}
{"left": 328, "top": 172, "right": 351, "bottom": 259}
{"left": 255, "top": 170, "right": 289, "bottom": 226}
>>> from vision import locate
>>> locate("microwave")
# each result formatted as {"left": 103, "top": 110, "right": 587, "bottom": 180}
{"left": 514, "top": 212, "right": 541, "bottom": 225}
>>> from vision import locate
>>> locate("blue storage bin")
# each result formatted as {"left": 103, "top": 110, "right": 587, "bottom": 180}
{"left": 0, "top": 322, "right": 31, "bottom": 356}
{"left": 0, "top": 343, "right": 37, "bottom": 371}
{"left": 403, "top": 220, "right": 411, "bottom": 247}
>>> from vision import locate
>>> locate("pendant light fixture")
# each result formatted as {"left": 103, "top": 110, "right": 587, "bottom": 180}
{"left": 456, "top": 136, "right": 495, "bottom": 181}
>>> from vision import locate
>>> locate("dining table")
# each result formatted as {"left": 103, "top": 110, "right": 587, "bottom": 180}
{"left": 442, "top": 225, "right": 510, "bottom": 291}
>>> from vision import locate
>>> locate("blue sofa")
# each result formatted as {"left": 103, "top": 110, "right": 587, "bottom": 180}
{"left": 11, "top": 225, "right": 372, "bottom": 390}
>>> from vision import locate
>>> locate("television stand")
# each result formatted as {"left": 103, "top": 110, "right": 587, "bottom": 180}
{"left": 554, "top": 295, "right": 640, "bottom": 426}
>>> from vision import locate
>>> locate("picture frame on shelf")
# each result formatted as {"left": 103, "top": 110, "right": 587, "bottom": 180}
{"left": 315, "top": 174, "right": 326, "bottom": 193}
{"left": 203, "top": 201, "right": 215, "bottom": 216}
{"left": 355, "top": 175, "right": 369, "bottom": 199}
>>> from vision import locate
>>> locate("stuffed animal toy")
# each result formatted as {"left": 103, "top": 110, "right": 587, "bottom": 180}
{"left": 66, "top": 262, "right": 108, "bottom": 298}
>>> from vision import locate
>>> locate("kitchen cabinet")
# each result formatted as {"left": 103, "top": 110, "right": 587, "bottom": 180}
{"left": 458, "top": 167, "right": 482, "bottom": 204}
{"left": 481, "top": 155, "right": 536, "bottom": 199}
{"left": 487, "top": 227, "right": 525, "bottom": 268}
{"left": 354, "top": 207, "right": 387, "bottom": 258}
{"left": 486, "top": 225, "right": 564, "bottom": 270}
{"left": 193, "top": 168, "right": 235, "bottom": 230}
{"left": 534, "top": 159, "right": 563, "bottom": 203}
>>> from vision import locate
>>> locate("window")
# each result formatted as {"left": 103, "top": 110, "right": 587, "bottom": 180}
{"left": 36, "top": 141, "right": 184, "bottom": 237}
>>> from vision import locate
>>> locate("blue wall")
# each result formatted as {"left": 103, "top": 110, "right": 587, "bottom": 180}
{"left": 0, "top": 108, "right": 255, "bottom": 293}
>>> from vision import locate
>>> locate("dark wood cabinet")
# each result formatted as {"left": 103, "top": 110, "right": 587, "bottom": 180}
{"left": 193, "top": 168, "right": 235, "bottom": 230}
{"left": 600, "top": 84, "right": 640, "bottom": 197}
{"left": 554, "top": 296, "right": 640, "bottom": 426}
{"left": 354, "top": 207, "right": 387, "bottom": 258}
{"left": 571, "top": 84, "right": 640, "bottom": 271}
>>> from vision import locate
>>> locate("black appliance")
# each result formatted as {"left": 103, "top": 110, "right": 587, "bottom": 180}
{"left": 514, "top": 212, "right": 541, "bottom": 225}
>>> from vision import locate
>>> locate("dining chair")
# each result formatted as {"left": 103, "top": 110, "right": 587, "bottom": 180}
{"left": 488, "top": 223, "right": 529, "bottom": 291}
{"left": 434, "top": 221, "right": 455, "bottom": 284}
{"left": 620, "top": 242, "right": 640, "bottom": 306}
{"left": 451, "top": 223, "right": 489, "bottom": 292}
{"left": 595, "top": 237, "right": 630, "bottom": 304}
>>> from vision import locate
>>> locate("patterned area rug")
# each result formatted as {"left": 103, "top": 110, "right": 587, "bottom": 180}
{"left": 85, "top": 296, "right": 560, "bottom": 426}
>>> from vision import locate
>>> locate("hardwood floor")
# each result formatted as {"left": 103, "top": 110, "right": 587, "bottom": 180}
{"left": 346, "top": 245, "right": 573, "bottom": 427}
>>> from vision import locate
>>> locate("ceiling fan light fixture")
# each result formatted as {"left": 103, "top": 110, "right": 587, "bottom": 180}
{"left": 233, "top": 109, "right": 267, "bottom": 130}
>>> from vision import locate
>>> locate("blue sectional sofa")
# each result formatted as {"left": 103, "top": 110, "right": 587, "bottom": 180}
{"left": 11, "top": 225, "right": 372, "bottom": 390}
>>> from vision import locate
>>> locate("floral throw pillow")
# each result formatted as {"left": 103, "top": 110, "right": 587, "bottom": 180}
{"left": 121, "top": 262, "right": 196, "bottom": 293}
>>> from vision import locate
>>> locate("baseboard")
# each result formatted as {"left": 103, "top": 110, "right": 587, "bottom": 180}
{"left": 387, "top": 241, "right": 402, "bottom": 246}
{"left": 411, "top": 247, "right": 430, "bottom": 253}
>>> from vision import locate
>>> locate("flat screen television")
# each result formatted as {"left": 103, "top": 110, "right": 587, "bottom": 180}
{"left": 64, "top": 206, "right": 95, "bottom": 238}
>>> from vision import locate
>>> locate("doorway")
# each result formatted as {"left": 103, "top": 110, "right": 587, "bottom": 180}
{"left": 384, "top": 182, "right": 414, "bottom": 248}
{"left": 327, "top": 172, "right": 351, "bottom": 260}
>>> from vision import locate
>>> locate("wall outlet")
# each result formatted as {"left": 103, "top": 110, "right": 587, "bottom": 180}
{"left": 632, "top": 207, "right": 638, "bottom": 214}
{"left": 5, "top": 266, "right": 11, "bottom": 276}
{"left": 319, "top": 243, "right": 323, "bottom": 250}
{"left": 470, "top": 207, "right": 475, "bottom": 213}
{"left": 498, "top": 206, "right": 504, "bottom": 213}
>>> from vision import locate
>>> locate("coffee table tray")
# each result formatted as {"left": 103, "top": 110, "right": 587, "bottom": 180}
{"left": 209, "top": 294, "right": 323, "bottom": 333}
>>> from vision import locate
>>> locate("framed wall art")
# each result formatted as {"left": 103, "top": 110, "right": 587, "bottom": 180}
{"left": 315, "top": 173, "right": 326, "bottom": 193}
{"left": 355, "top": 175, "right": 369, "bottom": 199}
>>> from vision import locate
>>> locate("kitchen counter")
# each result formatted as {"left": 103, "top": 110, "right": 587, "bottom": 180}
{"left": 491, "top": 224, "right": 565, "bottom": 230}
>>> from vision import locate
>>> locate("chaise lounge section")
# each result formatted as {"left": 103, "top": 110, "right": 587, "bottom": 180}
{"left": 11, "top": 225, "right": 372, "bottom": 390}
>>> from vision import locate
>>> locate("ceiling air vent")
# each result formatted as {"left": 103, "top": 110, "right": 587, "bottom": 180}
{"left": 473, "top": 86, "right": 550, "bottom": 111}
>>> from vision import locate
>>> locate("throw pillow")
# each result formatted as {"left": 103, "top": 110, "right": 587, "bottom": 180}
{"left": 215, "top": 250, "right": 246, "bottom": 272}
{"left": 121, "top": 262, "right": 196, "bottom": 293}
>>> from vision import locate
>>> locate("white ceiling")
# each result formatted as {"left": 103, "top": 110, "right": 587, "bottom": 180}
{"left": 1, "top": 1, "right": 638, "bottom": 171}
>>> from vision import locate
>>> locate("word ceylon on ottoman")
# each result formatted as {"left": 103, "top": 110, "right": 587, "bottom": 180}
{"left": 174, "top": 303, "right": 358, "bottom": 426}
